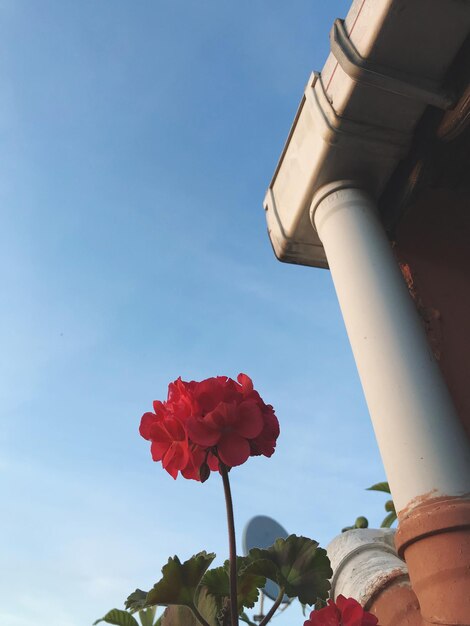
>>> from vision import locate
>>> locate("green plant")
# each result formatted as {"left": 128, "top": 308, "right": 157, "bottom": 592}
{"left": 94, "top": 374, "right": 332, "bottom": 626}
{"left": 367, "top": 482, "right": 397, "bottom": 528}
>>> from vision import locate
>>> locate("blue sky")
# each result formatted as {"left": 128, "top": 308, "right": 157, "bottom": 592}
{"left": 0, "top": 2, "right": 387, "bottom": 625}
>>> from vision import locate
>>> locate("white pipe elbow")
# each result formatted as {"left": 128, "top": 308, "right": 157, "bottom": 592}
{"left": 327, "top": 528, "right": 408, "bottom": 607}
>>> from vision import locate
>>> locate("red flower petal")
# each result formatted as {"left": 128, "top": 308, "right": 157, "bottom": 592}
{"left": 148, "top": 421, "right": 173, "bottom": 443}
{"left": 139, "top": 412, "right": 159, "bottom": 440}
{"left": 180, "top": 446, "right": 220, "bottom": 481}
{"left": 165, "top": 463, "right": 178, "bottom": 480}
{"left": 208, "top": 401, "right": 237, "bottom": 427}
{"left": 250, "top": 407, "right": 279, "bottom": 457}
{"left": 233, "top": 400, "right": 264, "bottom": 439}
{"left": 335, "top": 595, "right": 349, "bottom": 609}
{"left": 217, "top": 432, "right": 250, "bottom": 467}
{"left": 193, "top": 377, "right": 226, "bottom": 412}
{"left": 152, "top": 400, "right": 167, "bottom": 418}
{"left": 341, "top": 604, "right": 366, "bottom": 626}
{"left": 237, "top": 373, "right": 253, "bottom": 394}
{"left": 162, "top": 418, "right": 186, "bottom": 440}
{"left": 180, "top": 465, "right": 199, "bottom": 481}
{"left": 162, "top": 442, "right": 189, "bottom": 477}
{"left": 181, "top": 445, "right": 205, "bottom": 481}
{"left": 186, "top": 416, "right": 221, "bottom": 446}
{"left": 305, "top": 603, "right": 340, "bottom": 626}
{"left": 335, "top": 596, "right": 379, "bottom": 626}
{"left": 150, "top": 440, "right": 169, "bottom": 462}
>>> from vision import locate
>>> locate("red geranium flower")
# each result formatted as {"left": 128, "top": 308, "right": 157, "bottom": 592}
{"left": 139, "top": 374, "right": 279, "bottom": 480}
{"left": 304, "top": 596, "right": 379, "bottom": 626}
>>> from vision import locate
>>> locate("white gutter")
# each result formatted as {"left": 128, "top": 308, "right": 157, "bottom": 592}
{"left": 264, "top": 0, "right": 470, "bottom": 268}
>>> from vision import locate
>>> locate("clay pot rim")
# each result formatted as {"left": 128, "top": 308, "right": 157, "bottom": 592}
{"left": 395, "top": 495, "right": 470, "bottom": 557}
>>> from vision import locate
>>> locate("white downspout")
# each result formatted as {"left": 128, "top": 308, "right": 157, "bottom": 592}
{"left": 310, "top": 181, "right": 470, "bottom": 515}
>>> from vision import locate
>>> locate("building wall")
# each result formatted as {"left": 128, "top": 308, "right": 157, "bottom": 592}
{"left": 394, "top": 187, "right": 470, "bottom": 440}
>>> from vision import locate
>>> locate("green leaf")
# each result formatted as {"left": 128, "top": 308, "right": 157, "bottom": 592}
{"left": 381, "top": 511, "right": 397, "bottom": 528}
{"left": 242, "top": 535, "right": 332, "bottom": 605}
{"left": 125, "top": 590, "right": 148, "bottom": 613}
{"left": 195, "top": 586, "right": 220, "bottom": 626}
{"left": 160, "top": 590, "right": 219, "bottom": 626}
{"left": 240, "top": 612, "right": 256, "bottom": 626}
{"left": 160, "top": 606, "right": 197, "bottom": 626}
{"left": 200, "top": 567, "right": 228, "bottom": 601}
{"left": 367, "top": 482, "right": 391, "bottom": 494}
{"left": 93, "top": 609, "right": 139, "bottom": 626}
{"left": 385, "top": 499, "right": 396, "bottom": 513}
{"left": 145, "top": 552, "right": 216, "bottom": 608}
{"left": 300, "top": 603, "right": 309, "bottom": 616}
{"left": 202, "top": 558, "right": 266, "bottom": 612}
{"left": 234, "top": 569, "right": 265, "bottom": 611}
{"left": 138, "top": 607, "right": 156, "bottom": 626}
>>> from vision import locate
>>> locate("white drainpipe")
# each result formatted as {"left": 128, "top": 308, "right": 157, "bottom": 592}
{"left": 310, "top": 182, "right": 470, "bottom": 514}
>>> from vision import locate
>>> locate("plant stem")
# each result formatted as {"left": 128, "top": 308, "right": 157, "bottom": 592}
{"left": 220, "top": 463, "right": 239, "bottom": 626}
{"left": 258, "top": 588, "right": 285, "bottom": 626}
{"left": 190, "top": 603, "right": 212, "bottom": 626}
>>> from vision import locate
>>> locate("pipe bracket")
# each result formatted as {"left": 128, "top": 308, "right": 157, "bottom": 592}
{"left": 330, "top": 19, "right": 455, "bottom": 110}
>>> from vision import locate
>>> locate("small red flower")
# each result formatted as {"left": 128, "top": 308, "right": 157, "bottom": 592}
{"left": 304, "top": 596, "right": 379, "bottom": 626}
{"left": 139, "top": 374, "right": 279, "bottom": 480}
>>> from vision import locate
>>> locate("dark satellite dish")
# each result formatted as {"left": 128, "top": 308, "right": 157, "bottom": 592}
{"left": 242, "top": 515, "right": 290, "bottom": 603}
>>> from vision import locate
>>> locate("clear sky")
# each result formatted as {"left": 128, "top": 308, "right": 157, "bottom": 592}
{"left": 0, "top": 2, "right": 387, "bottom": 625}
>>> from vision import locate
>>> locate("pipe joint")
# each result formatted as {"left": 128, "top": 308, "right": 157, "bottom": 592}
{"left": 309, "top": 180, "right": 365, "bottom": 233}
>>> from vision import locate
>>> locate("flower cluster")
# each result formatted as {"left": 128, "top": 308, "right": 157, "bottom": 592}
{"left": 304, "top": 596, "right": 379, "bottom": 626}
{"left": 139, "top": 374, "right": 279, "bottom": 480}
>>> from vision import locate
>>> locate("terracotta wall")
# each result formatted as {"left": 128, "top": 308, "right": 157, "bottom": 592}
{"left": 394, "top": 187, "right": 470, "bottom": 441}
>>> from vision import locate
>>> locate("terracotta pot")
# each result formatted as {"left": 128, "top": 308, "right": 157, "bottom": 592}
{"left": 395, "top": 496, "right": 470, "bottom": 625}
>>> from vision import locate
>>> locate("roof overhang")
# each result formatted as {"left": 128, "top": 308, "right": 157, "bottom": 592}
{"left": 264, "top": 0, "right": 470, "bottom": 268}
